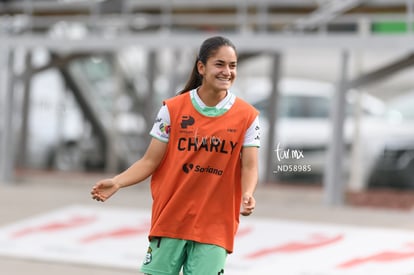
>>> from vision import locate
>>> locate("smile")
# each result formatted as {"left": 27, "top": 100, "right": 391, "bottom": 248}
{"left": 217, "top": 77, "right": 231, "bottom": 81}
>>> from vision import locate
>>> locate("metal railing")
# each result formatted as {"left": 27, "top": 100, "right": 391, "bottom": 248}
{"left": 0, "top": 0, "right": 413, "bottom": 36}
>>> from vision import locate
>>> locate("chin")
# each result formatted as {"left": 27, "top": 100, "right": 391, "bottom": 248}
{"left": 217, "top": 83, "right": 232, "bottom": 90}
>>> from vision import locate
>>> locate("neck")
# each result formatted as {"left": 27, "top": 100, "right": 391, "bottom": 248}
{"left": 197, "top": 87, "right": 227, "bottom": 107}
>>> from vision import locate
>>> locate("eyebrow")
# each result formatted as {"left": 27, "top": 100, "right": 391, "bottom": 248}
{"left": 214, "top": 59, "right": 238, "bottom": 64}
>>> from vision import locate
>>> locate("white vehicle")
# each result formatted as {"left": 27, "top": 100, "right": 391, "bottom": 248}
{"left": 368, "top": 91, "right": 414, "bottom": 189}
{"left": 246, "top": 78, "right": 387, "bottom": 185}
{"left": 12, "top": 49, "right": 147, "bottom": 172}
{"left": 25, "top": 68, "right": 85, "bottom": 170}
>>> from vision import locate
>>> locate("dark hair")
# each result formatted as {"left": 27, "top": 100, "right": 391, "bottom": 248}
{"left": 178, "top": 36, "right": 237, "bottom": 94}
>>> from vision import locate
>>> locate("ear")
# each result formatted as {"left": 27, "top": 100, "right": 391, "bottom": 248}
{"left": 197, "top": 60, "right": 205, "bottom": 77}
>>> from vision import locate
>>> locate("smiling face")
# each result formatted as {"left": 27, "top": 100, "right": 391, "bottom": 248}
{"left": 197, "top": 45, "right": 237, "bottom": 94}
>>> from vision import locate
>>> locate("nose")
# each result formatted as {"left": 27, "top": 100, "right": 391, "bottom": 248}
{"left": 222, "top": 65, "right": 231, "bottom": 75}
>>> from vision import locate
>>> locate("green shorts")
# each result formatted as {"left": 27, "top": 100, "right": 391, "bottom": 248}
{"left": 140, "top": 237, "right": 227, "bottom": 275}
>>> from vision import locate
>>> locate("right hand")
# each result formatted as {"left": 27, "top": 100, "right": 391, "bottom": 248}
{"left": 90, "top": 178, "right": 120, "bottom": 202}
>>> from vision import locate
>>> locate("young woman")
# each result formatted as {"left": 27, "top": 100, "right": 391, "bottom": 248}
{"left": 91, "top": 36, "right": 260, "bottom": 275}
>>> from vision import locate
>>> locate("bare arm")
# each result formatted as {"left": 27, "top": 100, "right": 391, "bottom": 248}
{"left": 91, "top": 138, "right": 168, "bottom": 202}
{"left": 240, "top": 146, "right": 259, "bottom": 216}
{"left": 113, "top": 138, "right": 167, "bottom": 187}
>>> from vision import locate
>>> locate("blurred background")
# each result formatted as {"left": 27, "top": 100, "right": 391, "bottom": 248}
{"left": 3, "top": 1, "right": 414, "bottom": 274}
{"left": 1, "top": 0, "right": 414, "bottom": 205}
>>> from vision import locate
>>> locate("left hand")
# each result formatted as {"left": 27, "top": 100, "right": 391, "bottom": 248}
{"left": 240, "top": 193, "right": 256, "bottom": 216}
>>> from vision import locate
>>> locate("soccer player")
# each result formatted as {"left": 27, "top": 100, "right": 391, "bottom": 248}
{"left": 91, "top": 36, "right": 260, "bottom": 274}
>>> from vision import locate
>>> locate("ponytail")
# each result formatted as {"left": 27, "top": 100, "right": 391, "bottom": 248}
{"left": 178, "top": 58, "right": 202, "bottom": 94}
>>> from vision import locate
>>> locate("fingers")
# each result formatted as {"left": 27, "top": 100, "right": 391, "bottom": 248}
{"left": 90, "top": 179, "right": 115, "bottom": 202}
{"left": 240, "top": 209, "right": 254, "bottom": 216}
{"left": 90, "top": 190, "right": 106, "bottom": 202}
{"left": 240, "top": 205, "right": 255, "bottom": 216}
{"left": 241, "top": 195, "right": 256, "bottom": 216}
{"left": 90, "top": 183, "right": 107, "bottom": 202}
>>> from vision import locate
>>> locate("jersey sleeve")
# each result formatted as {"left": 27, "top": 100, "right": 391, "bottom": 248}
{"left": 149, "top": 105, "right": 170, "bottom": 143}
{"left": 243, "top": 115, "right": 260, "bottom": 147}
